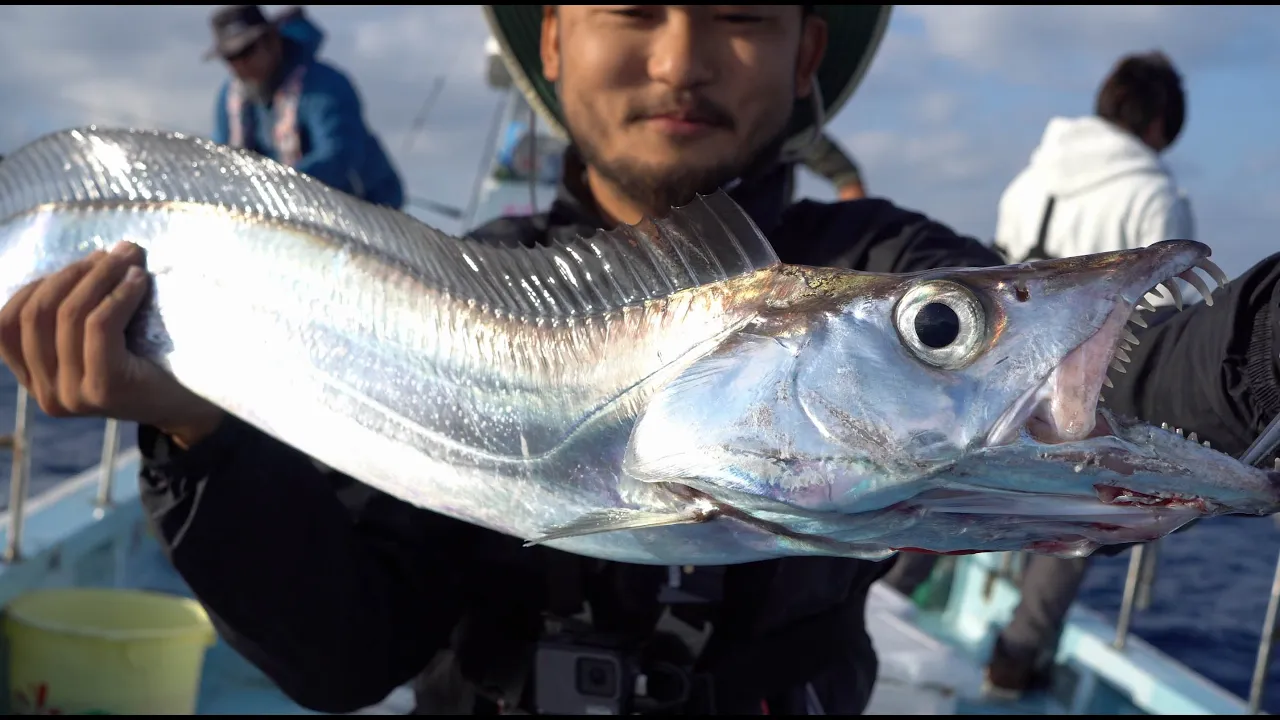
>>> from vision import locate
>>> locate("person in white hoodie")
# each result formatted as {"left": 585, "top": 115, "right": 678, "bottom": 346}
{"left": 994, "top": 50, "right": 1193, "bottom": 307}
{"left": 885, "top": 50, "right": 1192, "bottom": 700}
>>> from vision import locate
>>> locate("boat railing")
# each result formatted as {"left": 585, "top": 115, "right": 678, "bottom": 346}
{"left": 0, "top": 387, "right": 121, "bottom": 562}
{"left": 2, "top": 382, "right": 1280, "bottom": 712}
{"left": 0, "top": 386, "right": 32, "bottom": 563}
{"left": 989, "top": 505, "right": 1280, "bottom": 713}
{"left": 1114, "top": 541, "right": 1159, "bottom": 652}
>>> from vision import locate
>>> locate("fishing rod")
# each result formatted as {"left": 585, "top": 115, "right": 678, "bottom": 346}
{"left": 405, "top": 194, "right": 464, "bottom": 221}
{"left": 401, "top": 75, "right": 448, "bottom": 159}
{"left": 1242, "top": 413, "right": 1280, "bottom": 468}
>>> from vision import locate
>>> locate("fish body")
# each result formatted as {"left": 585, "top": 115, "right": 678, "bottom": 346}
{"left": 1, "top": 127, "right": 1277, "bottom": 566}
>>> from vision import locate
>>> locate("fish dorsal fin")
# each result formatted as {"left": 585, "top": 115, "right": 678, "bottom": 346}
{"left": 0, "top": 128, "right": 780, "bottom": 319}
{"left": 458, "top": 190, "right": 781, "bottom": 318}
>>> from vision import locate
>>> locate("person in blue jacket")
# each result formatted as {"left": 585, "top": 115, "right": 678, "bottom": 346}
{"left": 206, "top": 5, "right": 405, "bottom": 210}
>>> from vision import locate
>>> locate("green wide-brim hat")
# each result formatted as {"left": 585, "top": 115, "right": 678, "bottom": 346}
{"left": 482, "top": 5, "right": 893, "bottom": 157}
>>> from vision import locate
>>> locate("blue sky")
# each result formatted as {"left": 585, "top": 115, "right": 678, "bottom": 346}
{"left": 2, "top": 5, "right": 1279, "bottom": 276}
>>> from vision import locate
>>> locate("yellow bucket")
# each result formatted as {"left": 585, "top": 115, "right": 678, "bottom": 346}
{"left": 3, "top": 587, "right": 217, "bottom": 715}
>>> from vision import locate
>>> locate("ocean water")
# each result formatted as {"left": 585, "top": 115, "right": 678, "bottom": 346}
{"left": 1081, "top": 514, "right": 1280, "bottom": 712}
{"left": 2, "top": 369, "right": 1280, "bottom": 712}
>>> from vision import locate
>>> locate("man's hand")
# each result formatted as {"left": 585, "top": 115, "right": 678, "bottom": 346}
{"left": 838, "top": 182, "right": 867, "bottom": 201}
{"left": 0, "top": 242, "right": 225, "bottom": 448}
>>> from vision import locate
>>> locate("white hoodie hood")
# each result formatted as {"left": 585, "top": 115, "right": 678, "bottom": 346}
{"left": 1034, "top": 116, "right": 1170, "bottom": 197}
{"left": 994, "top": 116, "right": 1195, "bottom": 304}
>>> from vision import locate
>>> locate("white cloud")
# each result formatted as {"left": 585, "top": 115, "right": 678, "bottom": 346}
{"left": 904, "top": 5, "right": 1280, "bottom": 88}
{"left": 915, "top": 91, "right": 962, "bottom": 127}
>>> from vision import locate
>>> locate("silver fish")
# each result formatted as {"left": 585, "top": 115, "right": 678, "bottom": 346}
{"left": 1, "top": 127, "right": 1276, "bottom": 566}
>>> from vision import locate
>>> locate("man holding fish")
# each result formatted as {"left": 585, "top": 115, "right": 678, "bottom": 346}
{"left": 2, "top": 4, "right": 1280, "bottom": 716}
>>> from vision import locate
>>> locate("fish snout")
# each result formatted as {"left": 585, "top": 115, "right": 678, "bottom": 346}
{"left": 1112, "top": 239, "right": 1223, "bottom": 310}
{"left": 986, "top": 240, "right": 1229, "bottom": 449}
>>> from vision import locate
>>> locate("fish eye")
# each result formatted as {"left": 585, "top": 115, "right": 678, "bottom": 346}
{"left": 893, "top": 280, "right": 988, "bottom": 370}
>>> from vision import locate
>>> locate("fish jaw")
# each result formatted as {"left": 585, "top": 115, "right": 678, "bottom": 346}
{"left": 725, "top": 404, "right": 1280, "bottom": 560}
{"left": 973, "top": 407, "right": 1280, "bottom": 517}
{"left": 855, "top": 488, "right": 1206, "bottom": 559}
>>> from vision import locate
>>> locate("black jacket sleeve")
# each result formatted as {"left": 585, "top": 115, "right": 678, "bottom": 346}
{"left": 137, "top": 416, "right": 467, "bottom": 713}
{"left": 1104, "top": 253, "right": 1280, "bottom": 459}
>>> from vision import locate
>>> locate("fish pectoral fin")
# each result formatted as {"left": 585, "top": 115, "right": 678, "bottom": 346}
{"left": 523, "top": 505, "right": 716, "bottom": 548}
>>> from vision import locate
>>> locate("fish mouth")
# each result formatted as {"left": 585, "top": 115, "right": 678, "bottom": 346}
{"left": 986, "top": 242, "right": 1237, "bottom": 511}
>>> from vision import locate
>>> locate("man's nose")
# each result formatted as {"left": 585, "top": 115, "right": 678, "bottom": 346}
{"left": 647, "top": 13, "right": 715, "bottom": 90}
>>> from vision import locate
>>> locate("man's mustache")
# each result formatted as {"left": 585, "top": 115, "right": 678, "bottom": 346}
{"left": 628, "top": 95, "right": 735, "bottom": 130}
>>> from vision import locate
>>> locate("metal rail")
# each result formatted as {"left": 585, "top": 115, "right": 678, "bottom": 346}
{"left": 1250, "top": 549, "right": 1280, "bottom": 714}
{"left": 1248, "top": 457, "right": 1280, "bottom": 714}
{"left": 0, "top": 387, "right": 123, "bottom": 563}
{"left": 1114, "top": 540, "right": 1160, "bottom": 650}
{"left": 1136, "top": 539, "right": 1160, "bottom": 612}
{"left": 983, "top": 550, "right": 1018, "bottom": 600}
{"left": 96, "top": 419, "right": 122, "bottom": 509}
{"left": 1, "top": 387, "right": 33, "bottom": 562}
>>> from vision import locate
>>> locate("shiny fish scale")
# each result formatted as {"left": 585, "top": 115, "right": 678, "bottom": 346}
{"left": 0, "top": 127, "right": 802, "bottom": 566}
{"left": 0, "top": 129, "right": 767, "bottom": 321}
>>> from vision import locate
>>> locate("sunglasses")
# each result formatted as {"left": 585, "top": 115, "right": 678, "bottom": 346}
{"left": 223, "top": 38, "right": 263, "bottom": 64}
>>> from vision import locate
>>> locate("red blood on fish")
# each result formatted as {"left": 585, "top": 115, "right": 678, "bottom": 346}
{"left": 893, "top": 547, "right": 984, "bottom": 556}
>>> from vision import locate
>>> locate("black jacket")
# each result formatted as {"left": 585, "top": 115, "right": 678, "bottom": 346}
{"left": 137, "top": 151, "right": 1280, "bottom": 714}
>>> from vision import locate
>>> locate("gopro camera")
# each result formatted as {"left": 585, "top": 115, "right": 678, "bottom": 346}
{"left": 534, "top": 640, "right": 633, "bottom": 715}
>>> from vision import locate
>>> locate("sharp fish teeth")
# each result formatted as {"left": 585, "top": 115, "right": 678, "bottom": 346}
{"left": 1103, "top": 375, "right": 1115, "bottom": 388}
{"left": 1115, "top": 347, "right": 1131, "bottom": 363}
{"left": 1178, "top": 269, "right": 1214, "bottom": 307}
{"left": 1203, "top": 440, "right": 1212, "bottom": 448}
{"left": 1160, "top": 280, "right": 1184, "bottom": 311}
{"left": 1197, "top": 257, "right": 1230, "bottom": 287}
{"left": 1274, "top": 457, "right": 1280, "bottom": 471}
{"left": 1122, "top": 328, "right": 1141, "bottom": 346}
{"left": 1110, "top": 358, "right": 1128, "bottom": 374}
{"left": 1188, "top": 431, "right": 1198, "bottom": 443}
{"left": 1161, "top": 422, "right": 1170, "bottom": 430}
{"left": 1140, "top": 293, "right": 1160, "bottom": 311}
{"left": 1130, "top": 312, "right": 1148, "bottom": 329}
{"left": 1175, "top": 427, "right": 1184, "bottom": 437}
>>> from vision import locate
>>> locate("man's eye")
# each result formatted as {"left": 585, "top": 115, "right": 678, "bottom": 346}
{"left": 611, "top": 7, "right": 653, "bottom": 20}
{"left": 716, "top": 13, "right": 765, "bottom": 24}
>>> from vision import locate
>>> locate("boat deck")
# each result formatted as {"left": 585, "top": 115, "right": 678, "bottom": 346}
{"left": 862, "top": 580, "right": 1069, "bottom": 715}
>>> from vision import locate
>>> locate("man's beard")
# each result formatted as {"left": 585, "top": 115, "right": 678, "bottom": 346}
{"left": 568, "top": 106, "right": 789, "bottom": 216}
{"left": 236, "top": 45, "right": 289, "bottom": 105}
{"left": 241, "top": 80, "right": 272, "bottom": 104}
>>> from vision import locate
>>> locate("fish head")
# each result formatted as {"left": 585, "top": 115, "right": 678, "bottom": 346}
{"left": 623, "top": 239, "right": 1280, "bottom": 557}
